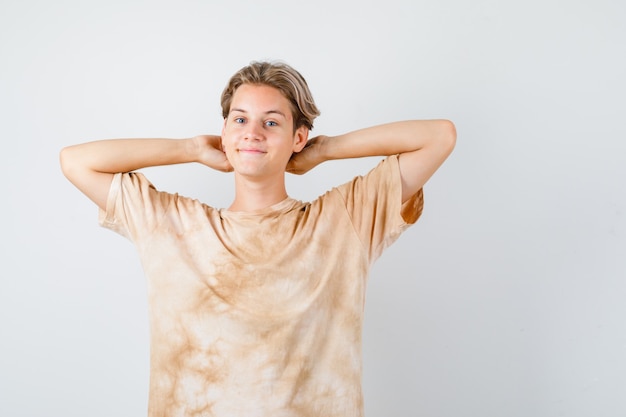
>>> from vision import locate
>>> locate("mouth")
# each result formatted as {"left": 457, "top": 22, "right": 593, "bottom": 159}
{"left": 238, "top": 148, "right": 266, "bottom": 154}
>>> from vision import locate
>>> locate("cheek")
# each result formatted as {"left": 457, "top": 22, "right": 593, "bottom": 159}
{"left": 221, "top": 123, "right": 231, "bottom": 150}
{"left": 224, "top": 143, "right": 234, "bottom": 156}
{"left": 221, "top": 131, "right": 234, "bottom": 152}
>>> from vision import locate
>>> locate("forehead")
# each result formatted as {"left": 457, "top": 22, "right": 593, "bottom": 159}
{"left": 230, "top": 84, "right": 293, "bottom": 118}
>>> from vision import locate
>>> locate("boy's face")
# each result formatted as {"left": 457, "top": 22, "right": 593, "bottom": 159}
{"left": 222, "top": 84, "right": 308, "bottom": 180}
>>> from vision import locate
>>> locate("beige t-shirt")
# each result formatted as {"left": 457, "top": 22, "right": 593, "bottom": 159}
{"left": 99, "top": 155, "right": 423, "bottom": 417}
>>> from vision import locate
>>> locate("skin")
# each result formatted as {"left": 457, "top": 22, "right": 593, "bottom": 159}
{"left": 221, "top": 84, "right": 309, "bottom": 211}
{"left": 59, "top": 83, "right": 456, "bottom": 212}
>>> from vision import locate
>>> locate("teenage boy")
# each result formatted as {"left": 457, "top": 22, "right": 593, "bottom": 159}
{"left": 60, "top": 61, "right": 455, "bottom": 417}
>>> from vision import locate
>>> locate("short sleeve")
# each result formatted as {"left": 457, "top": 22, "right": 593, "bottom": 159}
{"left": 98, "top": 172, "right": 171, "bottom": 241}
{"left": 336, "top": 155, "right": 424, "bottom": 262}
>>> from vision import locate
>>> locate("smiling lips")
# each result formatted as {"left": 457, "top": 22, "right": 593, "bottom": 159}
{"left": 238, "top": 148, "right": 266, "bottom": 154}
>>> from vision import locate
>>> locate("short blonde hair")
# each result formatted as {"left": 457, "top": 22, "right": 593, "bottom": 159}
{"left": 221, "top": 61, "right": 320, "bottom": 131}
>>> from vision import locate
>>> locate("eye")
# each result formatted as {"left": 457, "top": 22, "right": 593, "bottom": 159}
{"left": 265, "top": 120, "right": 278, "bottom": 127}
{"left": 234, "top": 117, "right": 245, "bottom": 124}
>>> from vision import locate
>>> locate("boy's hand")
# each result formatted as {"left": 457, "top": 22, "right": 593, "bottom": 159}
{"left": 191, "top": 135, "right": 233, "bottom": 172}
{"left": 286, "top": 135, "right": 327, "bottom": 175}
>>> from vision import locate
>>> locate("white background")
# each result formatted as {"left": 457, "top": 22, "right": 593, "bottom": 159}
{"left": 1, "top": 0, "right": 625, "bottom": 416}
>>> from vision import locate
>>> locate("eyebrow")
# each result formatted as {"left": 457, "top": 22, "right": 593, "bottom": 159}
{"left": 230, "top": 108, "right": 287, "bottom": 118}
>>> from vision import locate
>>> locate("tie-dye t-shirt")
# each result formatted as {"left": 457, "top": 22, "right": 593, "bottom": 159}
{"left": 99, "top": 155, "right": 423, "bottom": 417}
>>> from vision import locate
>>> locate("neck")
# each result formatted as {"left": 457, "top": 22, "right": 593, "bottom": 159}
{"left": 228, "top": 173, "right": 289, "bottom": 212}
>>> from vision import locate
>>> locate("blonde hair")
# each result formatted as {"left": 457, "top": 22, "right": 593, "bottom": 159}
{"left": 221, "top": 61, "right": 320, "bottom": 131}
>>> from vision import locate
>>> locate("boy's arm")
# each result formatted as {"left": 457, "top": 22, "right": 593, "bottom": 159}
{"left": 59, "top": 135, "right": 230, "bottom": 211}
{"left": 287, "top": 120, "right": 456, "bottom": 202}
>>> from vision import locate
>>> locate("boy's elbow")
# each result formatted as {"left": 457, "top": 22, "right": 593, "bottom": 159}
{"left": 438, "top": 119, "right": 456, "bottom": 155}
{"left": 59, "top": 145, "right": 82, "bottom": 181}
{"left": 59, "top": 146, "right": 73, "bottom": 178}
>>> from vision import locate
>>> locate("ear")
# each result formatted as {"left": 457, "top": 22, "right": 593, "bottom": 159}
{"left": 221, "top": 120, "right": 227, "bottom": 150}
{"left": 292, "top": 126, "right": 309, "bottom": 152}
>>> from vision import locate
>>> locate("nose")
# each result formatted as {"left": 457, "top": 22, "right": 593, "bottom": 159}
{"left": 244, "top": 122, "right": 264, "bottom": 141}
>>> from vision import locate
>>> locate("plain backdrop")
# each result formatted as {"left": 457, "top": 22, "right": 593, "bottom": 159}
{"left": 1, "top": 0, "right": 625, "bottom": 416}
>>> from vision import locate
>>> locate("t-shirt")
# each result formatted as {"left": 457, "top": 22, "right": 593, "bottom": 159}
{"left": 99, "top": 155, "right": 423, "bottom": 417}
